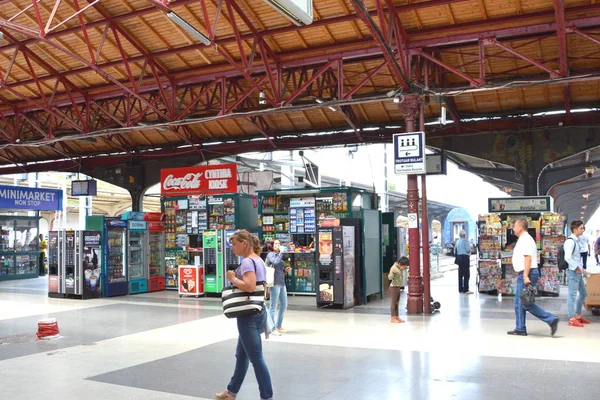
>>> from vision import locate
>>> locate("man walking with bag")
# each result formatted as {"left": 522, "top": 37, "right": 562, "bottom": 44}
{"left": 507, "top": 219, "right": 559, "bottom": 336}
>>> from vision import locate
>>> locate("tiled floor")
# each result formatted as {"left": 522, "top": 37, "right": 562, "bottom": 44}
{"left": 1, "top": 264, "right": 599, "bottom": 400}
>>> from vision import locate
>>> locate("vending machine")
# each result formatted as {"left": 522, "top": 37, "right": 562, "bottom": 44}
{"left": 123, "top": 212, "right": 149, "bottom": 294}
{"left": 47, "top": 231, "right": 60, "bottom": 295}
{"left": 203, "top": 230, "right": 224, "bottom": 294}
{"left": 146, "top": 212, "right": 166, "bottom": 292}
{"left": 224, "top": 230, "right": 242, "bottom": 272}
{"left": 103, "top": 218, "right": 128, "bottom": 297}
{"left": 47, "top": 230, "right": 102, "bottom": 299}
{"left": 316, "top": 225, "right": 356, "bottom": 309}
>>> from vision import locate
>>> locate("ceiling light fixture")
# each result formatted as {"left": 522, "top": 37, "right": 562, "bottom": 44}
{"left": 504, "top": 186, "right": 512, "bottom": 194}
{"left": 582, "top": 205, "right": 588, "bottom": 209}
{"left": 258, "top": 91, "right": 266, "bottom": 105}
{"left": 167, "top": 11, "right": 211, "bottom": 45}
{"left": 583, "top": 193, "right": 590, "bottom": 200}
{"left": 315, "top": 97, "right": 337, "bottom": 112}
{"left": 585, "top": 164, "right": 595, "bottom": 177}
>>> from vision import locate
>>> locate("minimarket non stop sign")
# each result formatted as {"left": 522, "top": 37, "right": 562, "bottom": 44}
{"left": 160, "top": 164, "right": 238, "bottom": 196}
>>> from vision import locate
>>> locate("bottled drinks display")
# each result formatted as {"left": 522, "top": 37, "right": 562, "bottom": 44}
{"left": 107, "top": 230, "right": 125, "bottom": 282}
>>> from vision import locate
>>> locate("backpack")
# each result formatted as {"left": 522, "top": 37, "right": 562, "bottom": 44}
{"left": 557, "top": 237, "right": 576, "bottom": 271}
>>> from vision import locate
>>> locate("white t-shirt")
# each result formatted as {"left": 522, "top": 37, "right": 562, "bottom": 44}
{"left": 512, "top": 232, "right": 538, "bottom": 272}
{"left": 578, "top": 235, "right": 589, "bottom": 253}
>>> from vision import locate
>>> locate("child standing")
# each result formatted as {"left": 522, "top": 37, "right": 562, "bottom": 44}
{"left": 388, "top": 257, "right": 408, "bottom": 323}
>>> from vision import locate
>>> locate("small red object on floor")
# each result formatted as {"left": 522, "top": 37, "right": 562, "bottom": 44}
{"left": 36, "top": 318, "right": 60, "bottom": 340}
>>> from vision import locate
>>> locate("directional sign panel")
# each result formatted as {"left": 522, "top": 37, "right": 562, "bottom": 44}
{"left": 393, "top": 132, "right": 426, "bottom": 174}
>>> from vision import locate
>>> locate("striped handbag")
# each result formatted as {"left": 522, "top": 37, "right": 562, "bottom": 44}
{"left": 222, "top": 259, "right": 266, "bottom": 318}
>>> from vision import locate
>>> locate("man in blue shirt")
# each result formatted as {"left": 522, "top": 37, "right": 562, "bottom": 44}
{"left": 564, "top": 220, "right": 591, "bottom": 327}
{"left": 455, "top": 230, "right": 472, "bottom": 294}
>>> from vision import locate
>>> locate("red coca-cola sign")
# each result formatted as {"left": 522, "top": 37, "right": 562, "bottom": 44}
{"left": 160, "top": 164, "right": 238, "bottom": 196}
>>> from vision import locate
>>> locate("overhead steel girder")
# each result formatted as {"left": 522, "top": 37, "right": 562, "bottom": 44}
{"left": 2, "top": 3, "right": 600, "bottom": 104}
{"left": 539, "top": 159, "right": 600, "bottom": 196}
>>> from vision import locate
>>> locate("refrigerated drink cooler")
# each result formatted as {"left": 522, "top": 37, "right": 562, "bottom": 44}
{"left": 104, "top": 218, "right": 128, "bottom": 297}
{"left": 316, "top": 225, "right": 356, "bottom": 309}
{"left": 47, "top": 230, "right": 102, "bottom": 299}
{"left": 146, "top": 212, "right": 166, "bottom": 292}
{"left": 123, "top": 212, "right": 149, "bottom": 294}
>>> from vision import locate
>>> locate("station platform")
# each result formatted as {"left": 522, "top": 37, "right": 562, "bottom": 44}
{"left": 1, "top": 265, "right": 599, "bottom": 400}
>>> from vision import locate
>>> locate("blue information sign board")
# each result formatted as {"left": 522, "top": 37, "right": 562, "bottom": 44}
{"left": 0, "top": 185, "right": 63, "bottom": 211}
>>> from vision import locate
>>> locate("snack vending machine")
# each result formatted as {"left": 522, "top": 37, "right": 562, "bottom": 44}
{"left": 224, "top": 230, "right": 242, "bottom": 273}
{"left": 47, "top": 231, "right": 60, "bottom": 295}
{"left": 203, "top": 230, "right": 224, "bottom": 294}
{"left": 316, "top": 225, "right": 356, "bottom": 309}
{"left": 103, "top": 218, "right": 128, "bottom": 297}
{"left": 48, "top": 230, "right": 102, "bottom": 299}
{"left": 146, "top": 212, "right": 166, "bottom": 292}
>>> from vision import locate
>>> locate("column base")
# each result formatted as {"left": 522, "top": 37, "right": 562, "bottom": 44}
{"left": 407, "top": 295, "right": 424, "bottom": 314}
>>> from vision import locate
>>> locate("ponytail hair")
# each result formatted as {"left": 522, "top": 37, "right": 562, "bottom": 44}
{"left": 229, "top": 229, "right": 262, "bottom": 255}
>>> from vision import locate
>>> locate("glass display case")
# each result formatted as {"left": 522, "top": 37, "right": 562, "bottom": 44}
{"left": 285, "top": 252, "right": 316, "bottom": 294}
{"left": 128, "top": 231, "right": 144, "bottom": 279}
{"left": 0, "top": 216, "right": 40, "bottom": 281}
{"left": 107, "top": 229, "right": 126, "bottom": 283}
{"left": 149, "top": 232, "right": 165, "bottom": 279}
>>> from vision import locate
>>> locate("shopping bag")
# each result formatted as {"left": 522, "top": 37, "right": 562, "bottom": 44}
{"left": 265, "top": 263, "right": 275, "bottom": 287}
{"left": 520, "top": 284, "right": 537, "bottom": 306}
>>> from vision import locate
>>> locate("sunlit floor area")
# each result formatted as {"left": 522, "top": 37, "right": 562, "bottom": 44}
{"left": 2, "top": 263, "right": 600, "bottom": 400}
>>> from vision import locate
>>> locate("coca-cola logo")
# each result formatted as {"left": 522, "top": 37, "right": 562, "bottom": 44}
{"left": 163, "top": 173, "right": 203, "bottom": 191}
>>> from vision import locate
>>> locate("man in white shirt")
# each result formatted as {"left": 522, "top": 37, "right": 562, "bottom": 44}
{"left": 507, "top": 218, "right": 559, "bottom": 336}
{"left": 564, "top": 220, "right": 591, "bottom": 327}
{"left": 578, "top": 231, "right": 590, "bottom": 270}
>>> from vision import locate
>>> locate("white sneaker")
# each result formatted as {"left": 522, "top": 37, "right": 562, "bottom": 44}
{"left": 271, "top": 330, "right": 282, "bottom": 336}
{"left": 465, "top": 291, "right": 474, "bottom": 294}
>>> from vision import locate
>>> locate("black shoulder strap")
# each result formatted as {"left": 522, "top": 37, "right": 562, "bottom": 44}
{"left": 249, "top": 257, "right": 265, "bottom": 284}
{"left": 566, "top": 237, "right": 576, "bottom": 256}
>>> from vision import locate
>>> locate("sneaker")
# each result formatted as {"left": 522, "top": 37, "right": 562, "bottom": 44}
{"left": 568, "top": 318, "right": 584, "bottom": 327}
{"left": 507, "top": 329, "right": 527, "bottom": 336}
{"left": 465, "top": 291, "right": 474, "bottom": 294}
{"left": 577, "top": 317, "right": 591, "bottom": 324}
{"left": 270, "top": 329, "right": 282, "bottom": 336}
{"left": 215, "top": 391, "right": 236, "bottom": 400}
{"left": 550, "top": 318, "right": 559, "bottom": 336}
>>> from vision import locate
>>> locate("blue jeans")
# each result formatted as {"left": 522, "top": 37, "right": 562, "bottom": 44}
{"left": 269, "top": 284, "right": 288, "bottom": 329}
{"left": 227, "top": 307, "right": 273, "bottom": 400}
{"left": 514, "top": 269, "right": 556, "bottom": 332}
{"left": 567, "top": 269, "right": 588, "bottom": 318}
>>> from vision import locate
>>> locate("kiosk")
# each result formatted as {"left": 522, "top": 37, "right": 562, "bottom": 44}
{"left": 478, "top": 196, "right": 563, "bottom": 297}
{"left": 0, "top": 185, "right": 63, "bottom": 282}
{"left": 160, "top": 163, "right": 257, "bottom": 295}
{"left": 257, "top": 186, "right": 381, "bottom": 303}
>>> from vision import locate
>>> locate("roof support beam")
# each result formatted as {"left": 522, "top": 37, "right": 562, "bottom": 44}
{"left": 553, "top": 0, "right": 569, "bottom": 77}
{"left": 351, "top": 0, "right": 410, "bottom": 89}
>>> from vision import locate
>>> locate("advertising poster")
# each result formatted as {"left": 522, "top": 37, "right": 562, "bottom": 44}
{"left": 179, "top": 266, "right": 198, "bottom": 294}
{"left": 318, "top": 230, "right": 333, "bottom": 267}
